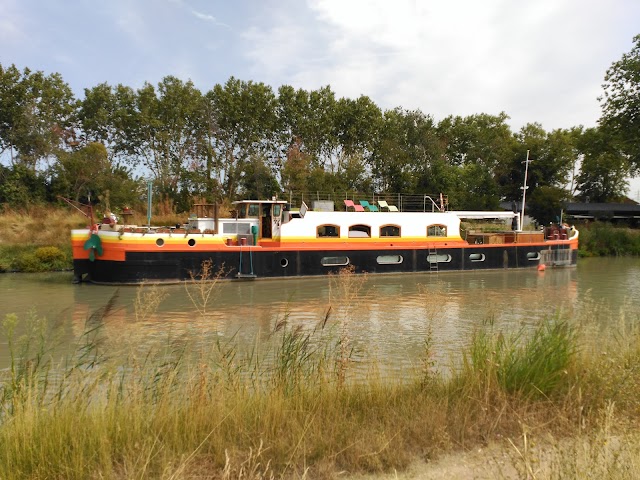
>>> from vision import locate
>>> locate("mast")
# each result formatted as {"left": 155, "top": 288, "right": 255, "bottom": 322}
{"left": 520, "top": 150, "right": 530, "bottom": 232}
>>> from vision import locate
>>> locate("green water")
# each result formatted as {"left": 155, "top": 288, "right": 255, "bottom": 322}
{"left": 1, "top": 258, "right": 638, "bottom": 372}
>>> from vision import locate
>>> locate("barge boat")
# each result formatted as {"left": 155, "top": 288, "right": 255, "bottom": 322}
{"left": 71, "top": 198, "right": 578, "bottom": 284}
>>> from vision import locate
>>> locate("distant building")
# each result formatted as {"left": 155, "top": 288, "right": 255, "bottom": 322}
{"left": 564, "top": 198, "right": 640, "bottom": 224}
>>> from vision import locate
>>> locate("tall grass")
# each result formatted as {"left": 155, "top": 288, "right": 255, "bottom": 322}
{"left": 579, "top": 222, "right": 640, "bottom": 257}
{"left": 1, "top": 272, "right": 640, "bottom": 478}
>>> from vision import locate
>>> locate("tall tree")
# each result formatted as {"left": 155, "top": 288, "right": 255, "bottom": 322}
{"left": 0, "top": 64, "right": 75, "bottom": 169}
{"left": 77, "top": 83, "right": 139, "bottom": 168}
{"left": 371, "top": 108, "right": 440, "bottom": 193}
{"left": 204, "top": 78, "right": 279, "bottom": 199}
{"left": 599, "top": 34, "right": 640, "bottom": 173}
{"left": 576, "top": 127, "right": 629, "bottom": 202}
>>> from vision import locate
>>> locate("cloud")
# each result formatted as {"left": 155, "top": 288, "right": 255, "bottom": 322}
{"left": 189, "top": 8, "right": 230, "bottom": 28}
{"left": 242, "top": 0, "right": 640, "bottom": 131}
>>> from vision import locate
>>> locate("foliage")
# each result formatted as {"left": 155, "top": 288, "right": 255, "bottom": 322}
{"left": 578, "top": 222, "right": 640, "bottom": 257}
{"left": 2, "top": 57, "right": 638, "bottom": 212}
{"left": 527, "top": 185, "right": 570, "bottom": 225}
{"left": 599, "top": 34, "right": 640, "bottom": 173}
{"left": 0, "top": 163, "right": 48, "bottom": 205}
{"left": 0, "top": 64, "right": 76, "bottom": 168}
{"left": 576, "top": 127, "right": 629, "bottom": 202}
{"left": 8, "top": 246, "right": 68, "bottom": 272}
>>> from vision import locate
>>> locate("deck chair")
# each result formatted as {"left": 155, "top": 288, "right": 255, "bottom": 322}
{"left": 377, "top": 200, "right": 399, "bottom": 212}
{"left": 344, "top": 199, "right": 364, "bottom": 212}
{"left": 359, "top": 200, "right": 378, "bottom": 212}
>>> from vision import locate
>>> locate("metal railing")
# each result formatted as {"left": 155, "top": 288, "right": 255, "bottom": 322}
{"left": 282, "top": 191, "right": 449, "bottom": 212}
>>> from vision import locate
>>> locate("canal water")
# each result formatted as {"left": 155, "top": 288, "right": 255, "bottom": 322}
{"left": 1, "top": 257, "right": 639, "bottom": 373}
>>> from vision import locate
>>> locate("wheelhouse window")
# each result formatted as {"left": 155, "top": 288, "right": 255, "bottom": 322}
{"left": 317, "top": 225, "right": 340, "bottom": 237}
{"left": 427, "top": 224, "right": 447, "bottom": 237}
{"left": 247, "top": 204, "right": 260, "bottom": 217}
{"left": 380, "top": 224, "right": 401, "bottom": 237}
{"left": 348, "top": 224, "right": 371, "bottom": 238}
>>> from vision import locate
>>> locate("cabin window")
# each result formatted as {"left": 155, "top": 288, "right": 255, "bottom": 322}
{"left": 223, "top": 222, "right": 251, "bottom": 234}
{"left": 380, "top": 225, "right": 401, "bottom": 237}
{"left": 156, "top": 238, "right": 164, "bottom": 247}
{"left": 469, "top": 253, "right": 485, "bottom": 262}
{"left": 427, "top": 224, "right": 447, "bottom": 237}
{"left": 188, "top": 238, "right": 196, "bottom": 247}
{"left": 348, "top": 224, "right": 371, "bottom": 238}
{"left": 273, "top": 205, "right": 282, "bottom": 216}
{"left": 321, "top": 256, "right": 350, "bottom": 266}
{"left": 317, "top": 225, "right": 340, "bottom": 237}
{"left": 247, "top": 204, "right": 260, "bottom": 217}
{"left": 427, "top": 253, "right": 451, "bottom": 263}
{"left": 377, "top": 255, "right": 403, "bottom": 264}
{"left": 527, "top": 252, "right": 540, "bottom": 261}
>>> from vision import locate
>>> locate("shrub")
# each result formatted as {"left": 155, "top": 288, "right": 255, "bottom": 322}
{"left": 35, "top": 246, "right": 67, "bottom": 266}
{"left": 8, "top": 246, "right": 69, "bottom": 272}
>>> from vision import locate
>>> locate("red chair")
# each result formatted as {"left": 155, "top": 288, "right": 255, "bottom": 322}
{"left": 344, "top": 199, "right": 364, "bottom": 211}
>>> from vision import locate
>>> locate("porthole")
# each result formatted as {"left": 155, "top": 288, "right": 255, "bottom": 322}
{"left": 427, "top": 254, "right": 452, "bottom": 263}
{"left": 321, "top": 256, "right": 350, "bottom": 266}
{"left": 377, "top": 255, "right": 403, "bottom": 264}
{"left": 469, "top": 253, "right": 485, "bottom": 262}
{"left": 156, "top": 238, "right": 164, "bottom": 247}
{"left": 280, "top": 258, "right": 289, "bottom": 267}
{"left": 188, "top": 238, "right": 196, "bottom": 247}
{"left": 527, "top": 252, "right": 540, "bottom": 261}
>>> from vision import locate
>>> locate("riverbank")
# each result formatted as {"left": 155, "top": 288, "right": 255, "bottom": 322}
{"left": 0, "top": 206, "right": 182, "bottom": 272}
{"left": 1, "top": 270, "right": 639, "bottom": 479}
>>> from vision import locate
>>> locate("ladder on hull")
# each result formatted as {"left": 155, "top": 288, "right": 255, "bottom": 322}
{"left": 428, "top": 246, "right": 439, "bottom": 273}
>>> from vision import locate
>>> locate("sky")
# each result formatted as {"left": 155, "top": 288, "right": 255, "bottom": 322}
{"left": 1, "top": 0, "right": 639, "bottom": 197}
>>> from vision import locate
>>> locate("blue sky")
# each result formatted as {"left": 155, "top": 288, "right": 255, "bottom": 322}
{"left": 2, "top": 0, "right": 640, "bottom": 196}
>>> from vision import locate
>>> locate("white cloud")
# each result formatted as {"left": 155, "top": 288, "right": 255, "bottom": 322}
{"left": 189, "top": 8, "right": 230, "bottom": 28}
{"left": 242, "top": 0, "right": 639, "bottom": 131}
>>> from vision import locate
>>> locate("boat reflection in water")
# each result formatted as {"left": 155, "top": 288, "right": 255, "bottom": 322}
{"left": 69, "top": 266, "right": 580, "bottom": 375}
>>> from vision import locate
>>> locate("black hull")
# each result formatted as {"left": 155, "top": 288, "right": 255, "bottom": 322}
{"left": 73, "top": 244, "right": 577, "bottom": 284}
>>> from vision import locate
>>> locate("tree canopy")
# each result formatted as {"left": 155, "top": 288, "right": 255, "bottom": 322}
{"left": 1, "top": 35, "right": 639, "bottom": 224}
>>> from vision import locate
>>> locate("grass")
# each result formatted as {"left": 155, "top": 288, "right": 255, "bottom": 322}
{"left": 578, "top": 222, "right": 640, "bottom": 257}
{"left": 1, "top": 269, "right": 640, "bottom": 479}
{"left": 0, "top": 204, "right": 203, "bottom": 272}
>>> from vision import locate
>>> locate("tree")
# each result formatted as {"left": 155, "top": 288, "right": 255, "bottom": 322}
{"left": 497, "top": 124, "right": 576, "bottom": 203}
{"left": 437, "top": 112, "right": 514, "bottom": 171}
{"left": 599, "top": 34, "right": 640, "bottom": 173}
{"left": 77, "top": 82, "right": 139, "bottom": 168}
{"left": 371, "top": 108, "right": 441, "bottom": 193}
{"left": 50, "top": 142, "right": 143, "bottom": 208}
{"left": 204, "top": 78, "right": 279, "bottom": 199}
{"left": 527, "top": 185, "right": 570, "bottom": 225}
{"left": 576, "top": 127, "right": 629, "bottom": 202}
{"left": 0, "top": 64, "right": 76, "bottom": 169}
